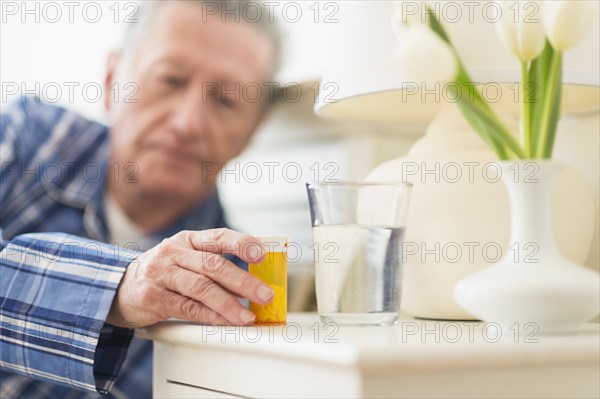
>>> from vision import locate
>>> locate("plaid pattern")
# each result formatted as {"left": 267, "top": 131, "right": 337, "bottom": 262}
{"left": 1, "top": 98, "right": 227, "bottom": 398}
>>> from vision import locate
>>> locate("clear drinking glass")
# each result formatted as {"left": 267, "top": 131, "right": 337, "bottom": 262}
{"left": 306, "top": 182, "right": 412, "bottom": 326}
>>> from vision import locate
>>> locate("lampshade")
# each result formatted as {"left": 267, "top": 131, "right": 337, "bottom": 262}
{"left": 314, "top": 1, "right": 600, "bottom": 123}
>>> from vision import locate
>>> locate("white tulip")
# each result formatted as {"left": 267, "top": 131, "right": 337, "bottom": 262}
{"left": 395, "top": 24, "right": 458, "bottom": 85}
{"left": 494, "top": 1, "right": 545, "bottom": 61}
{"left": 391, "top": 1, "right": 426, "bottom": 27}
{"left": 391, "top": 1, "right": 422, "bottom": 41}
{"left": 543, "top": 0, "right": 599, "bottom": 51}
{"left": 390, "top": 0, "right": 441, "bottom": 40}
{"left": 391, "top": 2, "right": 406, "bottom": 43}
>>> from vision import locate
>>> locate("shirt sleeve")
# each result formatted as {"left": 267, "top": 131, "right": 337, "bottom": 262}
{"left": 0, "top": 230, "right": 141, "bottom": 394}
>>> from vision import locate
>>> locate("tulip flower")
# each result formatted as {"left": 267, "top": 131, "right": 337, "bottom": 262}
{"left": 395, "top": 24, "right": 458, "bottom": 85}
{"left": 390, "top": 3, "right": 405, "bottom": 43}
{"left": 494, "top": 1, "right": 545, "bottom": 61}
{"left": 391, "top": 0, "right": 430, "bottom": 41}
{"left": 391, "top": 0, "right": 430, "bottom": 27}
{"left": 543, "top": 0, "right": 599, "bottom": 51}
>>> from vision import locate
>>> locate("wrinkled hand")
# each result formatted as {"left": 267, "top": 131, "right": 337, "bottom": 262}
{"left": 106, "top": 228, "right": 272, "bottom": 328}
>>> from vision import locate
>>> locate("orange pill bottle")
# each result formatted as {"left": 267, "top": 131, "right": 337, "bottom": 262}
{"left": 249, "top": 236, "right": 288, "bottom": 325}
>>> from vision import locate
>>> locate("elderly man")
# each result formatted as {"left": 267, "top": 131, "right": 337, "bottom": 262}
{"left": 0, "top": 1, "right": 280, "bottom": 397}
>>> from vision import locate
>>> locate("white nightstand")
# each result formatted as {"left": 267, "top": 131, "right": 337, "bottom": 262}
{"left": 137, "top": 313, "right": 600, "bottom": 398}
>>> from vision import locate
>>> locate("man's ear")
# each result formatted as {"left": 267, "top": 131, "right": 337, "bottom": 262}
{"left": 104, "top": 51, "right": 121, "bottom": 112}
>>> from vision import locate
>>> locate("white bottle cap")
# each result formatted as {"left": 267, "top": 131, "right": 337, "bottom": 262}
{"left": 257, "top": 235, "right": 289, "bottom": 252}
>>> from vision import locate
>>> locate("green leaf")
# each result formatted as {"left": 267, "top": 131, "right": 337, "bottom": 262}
{"left": 457, "top": 95, "right": 523, "bottom": 159}
{"left": 528, "top": 41, "right": 553, "bottom": 157}
{"left": 535, "top": 50, "right": 562, "bottom": 158}
{"left": 454, "top": 68, "right": 525, "bottom": 159}
{"left": 425, "top": 7, "right": 525, "bottom": 160}
{"left": 446, "top": 69, "right": 504, "bottom": 157}
{"left": 427, "top": 8, "right": 452, "bottom": 44}
{"left": 520, "top": 61, "right": 531, "bottom": 156}
{"left": 543, "top": 54, "right": 562, "bottom": 158}
{"left": 456, "top": 101, "right": 511, "bottom": 160}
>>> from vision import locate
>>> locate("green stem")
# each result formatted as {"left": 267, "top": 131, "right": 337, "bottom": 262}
{"left": 521, "top": 61, "right": 531, "bottom": 157}
{"left": 459, "top": 95, "right": 526, "bottom": 159}
{"left": 427, "top": 8, "right": 527, "bottom": 159}
{"left": 455, "top": 68, "right": 526, "bottom": 159}
{"left": 536, "top": 51, "right": 562, "bottom": 158}
{"left": 455, "top": 100, "right": 511, "bottom": 160}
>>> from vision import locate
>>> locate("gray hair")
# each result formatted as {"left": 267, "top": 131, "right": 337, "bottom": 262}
{"left": 120, "top": 0, "right": 281, "bottom": 81}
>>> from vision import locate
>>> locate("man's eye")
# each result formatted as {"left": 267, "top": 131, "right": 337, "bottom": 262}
{"left": 161, "top": 76, "right": 186, "bottom": 88}
{"left": 218, "top": 96, "right": 236, "bottom": 109}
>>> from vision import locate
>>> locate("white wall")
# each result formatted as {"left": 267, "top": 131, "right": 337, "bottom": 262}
{"left": 1, "top": 1, "right": 130, "bottom": 121}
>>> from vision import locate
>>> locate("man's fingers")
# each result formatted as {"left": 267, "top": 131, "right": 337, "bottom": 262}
{"left": 158, "top": 290, "right": 237, "bottom": 325}
{"left": 176, "top": 248, "right": 274, "bottom": 305}
{"left": 176, "top": 228, "right": 266, "bottom": 263}
{"left": 166, "top": 268, "right": 256, "bottom": 325}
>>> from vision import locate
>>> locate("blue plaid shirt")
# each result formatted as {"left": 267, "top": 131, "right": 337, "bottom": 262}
{"left": 0, "top": 98, "right": 228, "bottom": 398}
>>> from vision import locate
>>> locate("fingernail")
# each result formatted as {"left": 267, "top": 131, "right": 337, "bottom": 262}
{"left": 247, "top": 244, "right": 264, "bottom": 261}
{"left": 247, "top": 245, "right": 259, "bottom": 259}
{"left": 257, "top": 285, "right": 274, "bottom": 302}
{"left": 240, "top": 309, "right": 256, "bottom": 324}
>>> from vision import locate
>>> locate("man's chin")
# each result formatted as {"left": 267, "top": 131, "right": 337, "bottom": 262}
{"left": 138, "top": 179, "right": 207, "bottom": 202}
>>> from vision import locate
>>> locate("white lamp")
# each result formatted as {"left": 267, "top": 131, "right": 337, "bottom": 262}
{"left": 314, "top": 1, "right": 600, "bottom": 320}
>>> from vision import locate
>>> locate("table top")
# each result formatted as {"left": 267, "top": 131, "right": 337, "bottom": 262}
{"left": 137, "top": 313, "right": 600, "bottom": 371}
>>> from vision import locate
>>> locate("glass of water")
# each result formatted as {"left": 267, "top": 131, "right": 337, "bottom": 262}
{"left": 306, "top": 182, "right": 412, "bottom": 326}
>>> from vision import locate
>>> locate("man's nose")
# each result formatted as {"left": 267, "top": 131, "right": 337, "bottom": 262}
{"left": 170, "top": 89, "right": 208, "bottom": 139}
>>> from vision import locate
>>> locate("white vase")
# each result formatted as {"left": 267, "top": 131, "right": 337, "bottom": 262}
{"left": 454, "top": 160, "right": 600, "bottom": 333}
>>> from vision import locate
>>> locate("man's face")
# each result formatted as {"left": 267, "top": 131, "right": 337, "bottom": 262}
{"left": 105, "top": 2, "right": 274, "bottom": 200}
